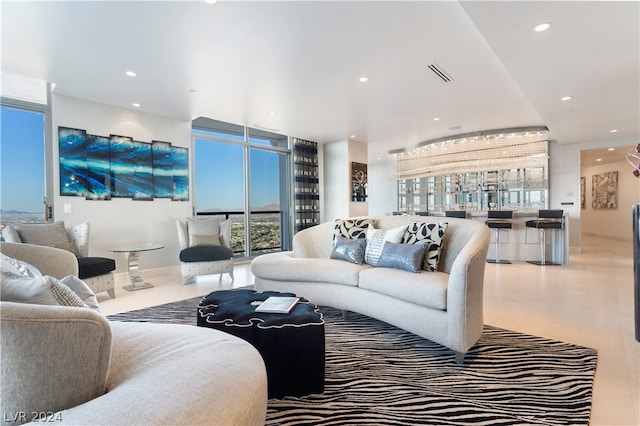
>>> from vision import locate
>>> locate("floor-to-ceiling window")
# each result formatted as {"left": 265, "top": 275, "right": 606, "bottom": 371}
{"left": 193, "top": 118, "right": 291, "bottom": 258}
{"left": 0, "top": 100, "right": 50, "bottom": 226}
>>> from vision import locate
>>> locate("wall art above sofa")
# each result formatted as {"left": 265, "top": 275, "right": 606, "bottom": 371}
{"left": 58, "top": 126, "right": 189, "bottom": 201}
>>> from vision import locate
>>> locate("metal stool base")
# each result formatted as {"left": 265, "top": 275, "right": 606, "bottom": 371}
{"left": 526, "top": 260, "right": 561, "bottom": 266}
{"left": 487, "top": 259, "right": 512, "bottom": 264}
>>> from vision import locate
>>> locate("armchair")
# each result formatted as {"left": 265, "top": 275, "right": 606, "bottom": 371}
{"left": 0, "top": 242, "right": 268, "bottom": 425}
{"left": 176, "top": 218, "right": 234, "bottom": 284}
{"left": 2, "top": 221, "right": 116, "bottom": 298}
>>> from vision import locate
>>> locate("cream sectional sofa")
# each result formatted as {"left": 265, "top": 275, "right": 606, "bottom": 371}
{"left": 252, "top": 215, "right": 490, "bottom": 363}
{"left": 1, "top": 242, "right": 267, "bottom": 425}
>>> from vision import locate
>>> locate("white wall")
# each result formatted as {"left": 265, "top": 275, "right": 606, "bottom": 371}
{"left": 322, "top": 139, "right": 369, "bottom": 220}
{"left": 52, "top": 94, "right": 192, "bottom": 272}
{"left": 581, "top": 159, "right": 639, "bottom": 241}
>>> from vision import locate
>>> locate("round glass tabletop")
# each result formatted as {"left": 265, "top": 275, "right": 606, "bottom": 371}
{"left": 110, "top": 243, "right": 165, "bottom": 253}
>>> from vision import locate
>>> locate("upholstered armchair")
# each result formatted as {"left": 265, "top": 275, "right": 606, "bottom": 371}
{"left": 1, "top": 242, "right": 269, "bottom": 426}
{"left": 176, "top": 217, "right": 234, "bottom": 284}
{"left": 1, "top": 221, "right": 116, "bottom": 298}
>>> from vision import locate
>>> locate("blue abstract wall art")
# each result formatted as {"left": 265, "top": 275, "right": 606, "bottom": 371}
{"left": 59, "top": 126, "right": 189, "bottom": 201}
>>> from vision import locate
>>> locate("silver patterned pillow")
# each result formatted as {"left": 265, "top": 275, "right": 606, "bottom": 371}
{"left": 364, "top": 225, "right": 407, "bottom": 266}
{"left": 402, "top": 222, "right": 448, "bottom": 272}
{"left": 377, "top": 241, "right": 428, "bottom": 273}
{"left": 330, "top": 235, "right": 367, "bottom": 265}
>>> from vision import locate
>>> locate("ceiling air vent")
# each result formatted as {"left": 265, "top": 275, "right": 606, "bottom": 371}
{"left": 427, "top": 63, "right": 453, "bottom": 83}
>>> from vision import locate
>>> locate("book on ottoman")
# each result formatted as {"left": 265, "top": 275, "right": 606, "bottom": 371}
{"left": 255, "top": 296, "right": 299, "bottom": 313}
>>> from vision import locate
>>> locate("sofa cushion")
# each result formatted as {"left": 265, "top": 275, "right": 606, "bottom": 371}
{"left": 8, "top": 221, "right": 79, "bottom": 256}
{"left": 186, "top": 217, "right": 221, "bottom": 247}
{"left": 334, "top": 218, "right": 374, "bottom": 240}
{"left": 358, "top": 267, "right": 449, "bottom": 311}
{"left": 403, "top": 222, "right": 448, "bottom": 272}
{"left": 251, "top": 252, "right": 365, "bottom": 287}
{"left": 377, "top": 241, "right": 428, "bottom": 273}
{"left": 78, "top": 257, "right": 116, "bottom": 279}
{"left": 330, "top": 236, "right": 366, "bottom": 265}
{"left": 180, "top": 245, "right": 234, "bottom": 262}
{"left": 365, "top": 225, "right": 407, "bottom": 266}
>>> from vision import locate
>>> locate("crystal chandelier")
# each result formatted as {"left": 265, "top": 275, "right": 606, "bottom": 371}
{"left": 389, "top": 127, "right": 550, "bottom": 180}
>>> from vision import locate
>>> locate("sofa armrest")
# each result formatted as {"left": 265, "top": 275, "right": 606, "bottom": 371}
{"left": 0, "top": 242, "right": 79, "bottom": 279}
{"left": 446, "top": 225, "right": 490, "bottom": 352}
{"left": 0, "top": 302, "right": 112, "bottom": 420}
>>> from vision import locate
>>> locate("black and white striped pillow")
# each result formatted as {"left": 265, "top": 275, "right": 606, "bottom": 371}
{"left": 334, "top": 218, "right": 374, "bottom": 240}
{"left": 402, "top": 222, "right": 448, "bottom": 272}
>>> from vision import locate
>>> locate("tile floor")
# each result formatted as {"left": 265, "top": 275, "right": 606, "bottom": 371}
{"left": 98, "top": 235, "right": 639, "bottom": 425}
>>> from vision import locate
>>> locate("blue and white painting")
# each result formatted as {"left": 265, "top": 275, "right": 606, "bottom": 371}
{"left": 59, "top": 127, "right": 89, "bottom": 196}
{"left": 171, "top": 146, "right": 189, "bottom": 201}
{"left": 109, "top": 135, "right": 135, "bottom": 198}
{"left": 85, "top": 135, "right": 111, "bottom": 200}
{"left": 152, "top": 141, "right": 173, "bottom": 198}
{"left": 58, "top": 126, "right": 188, "bottom": 201}
{"left": 131, "top": 140, "right": 153, "bottom": 201}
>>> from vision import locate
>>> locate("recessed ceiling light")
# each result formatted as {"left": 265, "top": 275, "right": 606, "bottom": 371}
{"left": 125, "top": 71, "right": 137, "bottom": 77}
{"left": 268, "top": 111, "right": 277, "bottom": 116}
{"left": 433, "top": 117, "right": 440, "bottom": 121}
{"left": 204, "top": 0, "right": 218, "bottom": 4}
{"left": 561, "top": 96, "right": 572, "bottom": 101}
{"left": 607, "top": 147, "right": 615, "bottom": 151}
{"left": 132, "top": 103, "right": 141, "bottom": 107}
{"left": 596, "top": 158, "right": 602, "bottom": 162}
{"left": 350, "top": 135, "right": 356, "bottom": 139}
{"left": 534, "top": 22, "right": 552, "bottom": 32}
{"left": 359, "top": 76, "right": 369, "bottom": 82}
{"left": 609, "top": 129, "right": 618, "bottom": 133}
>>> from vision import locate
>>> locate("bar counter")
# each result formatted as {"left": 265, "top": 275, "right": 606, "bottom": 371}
{"left": 423, "top": 211, "right": 569, "bottom": 264}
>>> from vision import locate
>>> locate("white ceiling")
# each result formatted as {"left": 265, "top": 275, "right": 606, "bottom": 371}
{"left": 1, "top": 1, "right": 638, "bottom": 162}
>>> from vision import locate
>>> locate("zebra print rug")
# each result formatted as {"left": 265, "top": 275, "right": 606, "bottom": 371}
{"left": 109, "top": 296, "right": 598, "bottom": 425}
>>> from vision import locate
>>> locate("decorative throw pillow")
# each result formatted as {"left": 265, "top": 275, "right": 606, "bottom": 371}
{"left": 59, "top": 275, "right": 101, "bottom": 311}
{"left": 364, "top": 225, "right": 407, "bottom": 266}
{"left": 330, "top": 235, "right": 367, "bottom": 265}
{"left": 377, "top": 241, "right": 428, "bottom": 273}
{"left": 219, "top": 220, "right": 232, "bottom": 248}
{"left": 1, "top": 274, "right": 88, "bottom": 308}
{"left": 1, "top": 253, "right": 41, "bottom": 278}
{"left": 402, "top": 222, "right": 449, "bottom": 272}
{"left": 186, "top": 217, "right": 221, "bottom": 247}
{"left": 8, "top": 221, "right": 79, "bottom": 256}
{"left": 334, "top": 218, "right": 374, "bottom": 240}
{"left": 1, "top": 224, "right": 21, "bottom": 243}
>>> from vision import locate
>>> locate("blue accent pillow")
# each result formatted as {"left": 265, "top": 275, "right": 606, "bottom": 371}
{"left": 377, "top": 241, "right": 428, "bottom": 273}
{"left": 330, "top": 235, "right": 367, "bottom": 265}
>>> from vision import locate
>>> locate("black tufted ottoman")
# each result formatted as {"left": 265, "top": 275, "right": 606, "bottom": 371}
{"left": 197, "top": 289, "right": 325, "bottom": 399}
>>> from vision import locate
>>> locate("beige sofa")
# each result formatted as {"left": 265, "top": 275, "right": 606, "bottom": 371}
{"left": 252, "top": 215, "right": 490, "bottom": 363}
{"left": 1, "top": 242, "right": 267, "bottom": 425}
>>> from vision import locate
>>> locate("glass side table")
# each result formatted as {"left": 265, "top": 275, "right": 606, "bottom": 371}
{"left": 110, "top": 243, "right": 164, "bottom": 291}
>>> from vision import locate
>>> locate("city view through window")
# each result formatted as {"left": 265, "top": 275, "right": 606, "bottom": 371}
{"left": 194, "top": 129, "right": 290, "bottom": 258}
{"left": 0, "top": 105, "right": 46, "bottom": 226}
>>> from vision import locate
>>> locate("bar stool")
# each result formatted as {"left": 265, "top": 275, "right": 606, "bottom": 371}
{"left": 485, "top": 210, "right": 513, "bottom": 264}
{"left": 525, "top": 209, "right": 564, "bottom": 266}
{"left": 445, "top": 210, "right": 467, "bottom": 219}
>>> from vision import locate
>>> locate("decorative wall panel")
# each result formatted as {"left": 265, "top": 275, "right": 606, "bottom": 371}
{"left": 58, "top": 126, "right": 188, "bottom": 201}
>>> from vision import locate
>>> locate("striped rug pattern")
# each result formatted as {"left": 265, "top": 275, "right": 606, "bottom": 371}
{"left": 109, "top": 296, "right": 597, "bottom": 426}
